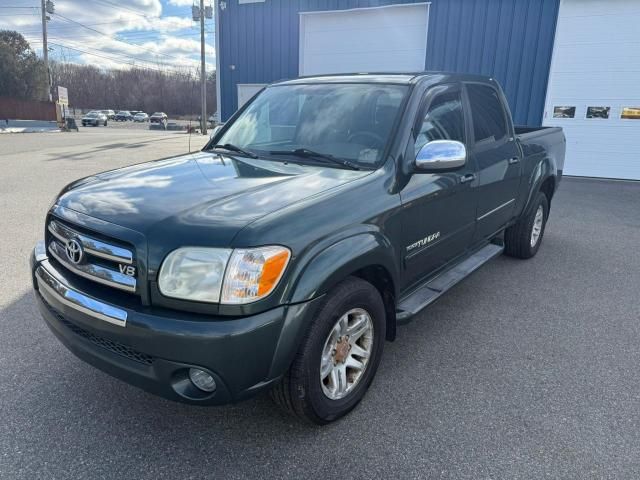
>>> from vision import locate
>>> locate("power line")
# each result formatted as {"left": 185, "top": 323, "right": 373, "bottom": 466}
{"left": 24, "top": 28, "right": 214, "bottom": 41}
{"left": 47, "top": 37, "right": 199, "bottom": 73}
{"left": 93, "top": 0, "right": 157, "bottom": 19}
{"left": 52, "top": 12, "right": 189, "bottom": 63}
{"left": 26, "top": 34, "right": 201, "bottom": 75}
{"left": 46, "top": 41, "right": 199, "bottom": 78}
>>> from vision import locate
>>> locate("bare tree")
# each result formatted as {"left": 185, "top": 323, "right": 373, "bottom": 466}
{"left": 49, "top": 60, "right": 216, "bottom": 117}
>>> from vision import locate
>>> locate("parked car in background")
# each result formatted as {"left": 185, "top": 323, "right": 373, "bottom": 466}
{"left": 32, "top": 73, "right": 565, "bottom": 424}
{"left": 149, "top": 112, "right": 168, "bottom": 124}
{"left": 133, "top": 112, "right": 149, "bottom": 122}
{"left": 101, "top": 110, "right": 116, "bottom": 120}
{"left": 130, "top": 111, "right": 142, "bottom": 117}
{"left": 115, "top": 111, "right": 133, "bottom": 122}
{"left": 81, "top": 111, "right": 108, "bottom": 127}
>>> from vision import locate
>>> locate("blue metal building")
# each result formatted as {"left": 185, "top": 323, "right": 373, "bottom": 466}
{"left": 215, "top": 0, "right": 560, "bottom": 125}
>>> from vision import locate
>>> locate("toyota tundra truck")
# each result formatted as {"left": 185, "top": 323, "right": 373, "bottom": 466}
{"left": 30, "top": 73, "right": 565, "bottom": 424}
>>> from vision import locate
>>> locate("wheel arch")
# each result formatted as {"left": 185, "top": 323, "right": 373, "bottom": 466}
{"left": 521, "top": 157, "right": 558, "bottom": 218}
{"left": 286, "top": 230, "right": 399, "bottom": 341}
{"left": 349, "top": 265, "right": 397, "bottom": 341}
{"left": 539, "top": 175, "right": 556, "bottom": 203}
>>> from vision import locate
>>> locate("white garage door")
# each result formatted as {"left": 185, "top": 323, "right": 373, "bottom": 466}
{"left": 543, "top": 0, "right": 640, "bottom": 180}
{"left": 299, "top": 3, "right": 429, "bottom": 76}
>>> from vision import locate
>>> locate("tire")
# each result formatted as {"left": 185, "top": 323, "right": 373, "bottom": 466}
{"left": 104, "top": 121, "right": 107, "bottom": 126}
{"left": 504, "top": 191, "right": 549, "bottom": 259}
{"left": 270, "top": 276, "right": 386, "bottom": 424}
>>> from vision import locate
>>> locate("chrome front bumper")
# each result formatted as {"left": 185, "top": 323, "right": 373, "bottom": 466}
{"left": 33, "top": 242, "right": 127, "bottom": 327}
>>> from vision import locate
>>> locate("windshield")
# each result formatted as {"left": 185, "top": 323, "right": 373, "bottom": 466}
{"left": 217, "top": 83, "right": 408, "bottom": 168}
{"left": 118, "top": 111, "right": 129, "bottom": 115}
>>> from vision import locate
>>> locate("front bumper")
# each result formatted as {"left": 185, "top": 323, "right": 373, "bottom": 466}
{"left": 31, "top": 243, "right": 321, "bottom": 405}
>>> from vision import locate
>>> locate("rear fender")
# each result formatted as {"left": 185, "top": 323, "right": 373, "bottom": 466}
{"left": 521, "top": 157, "right": 557, "bottom": 217}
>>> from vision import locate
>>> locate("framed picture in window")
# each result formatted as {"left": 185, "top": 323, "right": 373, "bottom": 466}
{"left": 621, "top": 107, "right": 640, "bottom": 119}
{"left": 553, "top": 106, "right": 576, "bottom": 118}
{"left": 586, "top": 107, "right": 610, "bottom": 119}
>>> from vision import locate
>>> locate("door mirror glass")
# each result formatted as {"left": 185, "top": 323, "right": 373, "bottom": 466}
{"left": 415, "top": 140, "right": 466, "bottom": 171}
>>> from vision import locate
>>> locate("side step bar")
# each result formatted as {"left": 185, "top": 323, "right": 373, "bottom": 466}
{"left": 396, "top": 243, "right": 504, "bottom": 324}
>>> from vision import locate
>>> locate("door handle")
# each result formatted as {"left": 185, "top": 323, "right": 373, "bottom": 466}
{"left": 508, "top": 156, "right": 520, "bottom": 164}
{"left": 459, "top": 173, "right": 476, "bottom": 184}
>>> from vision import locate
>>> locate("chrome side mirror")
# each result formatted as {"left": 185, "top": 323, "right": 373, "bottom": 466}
{"left": 415, "top": 140, "right": 466, "bottom": 171}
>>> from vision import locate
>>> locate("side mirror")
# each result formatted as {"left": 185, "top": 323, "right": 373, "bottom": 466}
{"left": 210, "top": 124, "right": 223, "bottom": 139}
{"left": 415, "top": 140, "right": 466, "bottom": 172}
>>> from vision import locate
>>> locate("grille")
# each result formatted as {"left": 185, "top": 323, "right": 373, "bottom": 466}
{"left": 43, "top": 295, "right": 154, "bottom": 366}
{"left": 47, "top": 219, "right": 138, "bottom": 294}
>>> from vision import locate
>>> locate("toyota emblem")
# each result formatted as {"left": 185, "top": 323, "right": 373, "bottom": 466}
{"left": 65, "top": 238, "right": 84, "bottom": 264}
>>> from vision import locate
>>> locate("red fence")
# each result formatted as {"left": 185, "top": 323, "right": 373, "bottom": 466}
{"left": 0, "top": 97, "right": 57, "bottom": 121}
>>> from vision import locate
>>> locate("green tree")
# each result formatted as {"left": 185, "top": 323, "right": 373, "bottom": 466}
{"left": 0, "top": 30, "right": 48, "bottom": 100}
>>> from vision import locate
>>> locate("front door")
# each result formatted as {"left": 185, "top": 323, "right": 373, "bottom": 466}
{"left": 399, "top": 84, "right": 478, "bottom": 291}
{"left": 465, "top": 83, "right": 522, "bottom": 242}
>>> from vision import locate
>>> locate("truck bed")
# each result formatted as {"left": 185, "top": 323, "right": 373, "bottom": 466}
{"left": 515, "top": 125, "right": 566, "bottom": 177}
{"left": 514, "top": 125, "right": 560, "bottom": 139}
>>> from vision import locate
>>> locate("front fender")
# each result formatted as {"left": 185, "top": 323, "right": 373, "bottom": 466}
{"left": 266, "top": 228, "right": 399, "bottom": 379}
{"left": 286, "top": 227, "right": 399, "bottom": 304}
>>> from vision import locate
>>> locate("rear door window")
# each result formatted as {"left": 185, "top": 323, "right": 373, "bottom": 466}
{"left": 467, "top": 84, "right": 508, "bottom": 145}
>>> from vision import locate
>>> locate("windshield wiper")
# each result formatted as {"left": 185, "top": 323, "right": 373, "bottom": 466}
{"left": 208, "top": 143, "right": 258, "bottom": 159}
{"left": 268, "top": 148, "right": 360, "bottom": 170}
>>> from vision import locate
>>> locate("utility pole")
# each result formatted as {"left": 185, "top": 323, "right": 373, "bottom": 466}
{"left": 192, "top": 2, "right": 211, "bottom": 134}
{"left": 41, "top": 0, "right": 52, "bottom": 101}
{"left": 199, "top": 0, "right": 207, "bottom": 135}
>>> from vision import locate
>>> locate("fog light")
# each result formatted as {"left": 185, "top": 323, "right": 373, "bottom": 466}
{"left": 188, "top": 368, "right": 217, "bottom": 392}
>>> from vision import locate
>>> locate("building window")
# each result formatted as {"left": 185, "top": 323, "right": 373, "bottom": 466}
{"left": 621, "top": 107, "right": 640, "bottom": 120}
{"left": 586, "top": 107, "right": 610, "bottom": 119}
{"left": 553, "top": 106, "right": 576, "bottom": 118}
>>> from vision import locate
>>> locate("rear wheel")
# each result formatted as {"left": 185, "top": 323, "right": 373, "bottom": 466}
{"left": 504, "top": 191, "right": 549, "bottom": 259}
{"left": 270, "top": 276, "right": 385, "bottom": 424}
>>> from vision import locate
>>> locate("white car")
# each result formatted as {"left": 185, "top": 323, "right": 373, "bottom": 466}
{"left": 81, "top": 111, "right": 108, "bottom": 127}
{"left": 133, "top": 112, "right": 149, "bottom": 122}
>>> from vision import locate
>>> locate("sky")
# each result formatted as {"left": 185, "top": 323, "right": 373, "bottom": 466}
{"left": 0, "top": 0, "right": 215, "bottom": 74}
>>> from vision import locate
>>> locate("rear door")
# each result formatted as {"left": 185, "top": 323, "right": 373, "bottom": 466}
{"left": 465, "top": 83, "right": 522, "bottom": 242}
{"left": 399, "top": 83, "right": 478, "bottom": 290}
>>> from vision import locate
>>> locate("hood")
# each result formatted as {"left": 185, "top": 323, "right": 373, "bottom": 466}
{"left": 56, "top": 151, "right": 371, "bottom": 246}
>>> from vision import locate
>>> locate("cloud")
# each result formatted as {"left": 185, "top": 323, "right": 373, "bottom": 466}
{"left": 0, "top": 0, "right": 215, "bottom": 73}
{"left": 167, "top": 0, "right": 197, "bottom": 6}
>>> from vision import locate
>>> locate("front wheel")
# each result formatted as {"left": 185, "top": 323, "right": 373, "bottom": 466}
{"left": 270, "top": 277, "right": 386, "bottom": 424}
{"left": 504, "top": 191, "right": 549, "bottom": 259}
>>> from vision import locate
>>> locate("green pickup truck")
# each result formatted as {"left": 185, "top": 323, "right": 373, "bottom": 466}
{"left": 31, "top": 73, "right": 565, "bottom": 424}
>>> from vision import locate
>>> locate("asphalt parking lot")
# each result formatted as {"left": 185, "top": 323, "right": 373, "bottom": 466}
{"left": 1, "top": 130, "right": 639, "bottom": 479}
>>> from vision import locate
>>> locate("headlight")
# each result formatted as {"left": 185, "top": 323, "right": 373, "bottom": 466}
{"left": 158, "top": 247, "right": 231, "bottom": 303}
{"left": 158, "top": 246, "right": 290, "bottom": 305}
{"left": 220, "top": 246, "right": 291, "bottom": 304}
